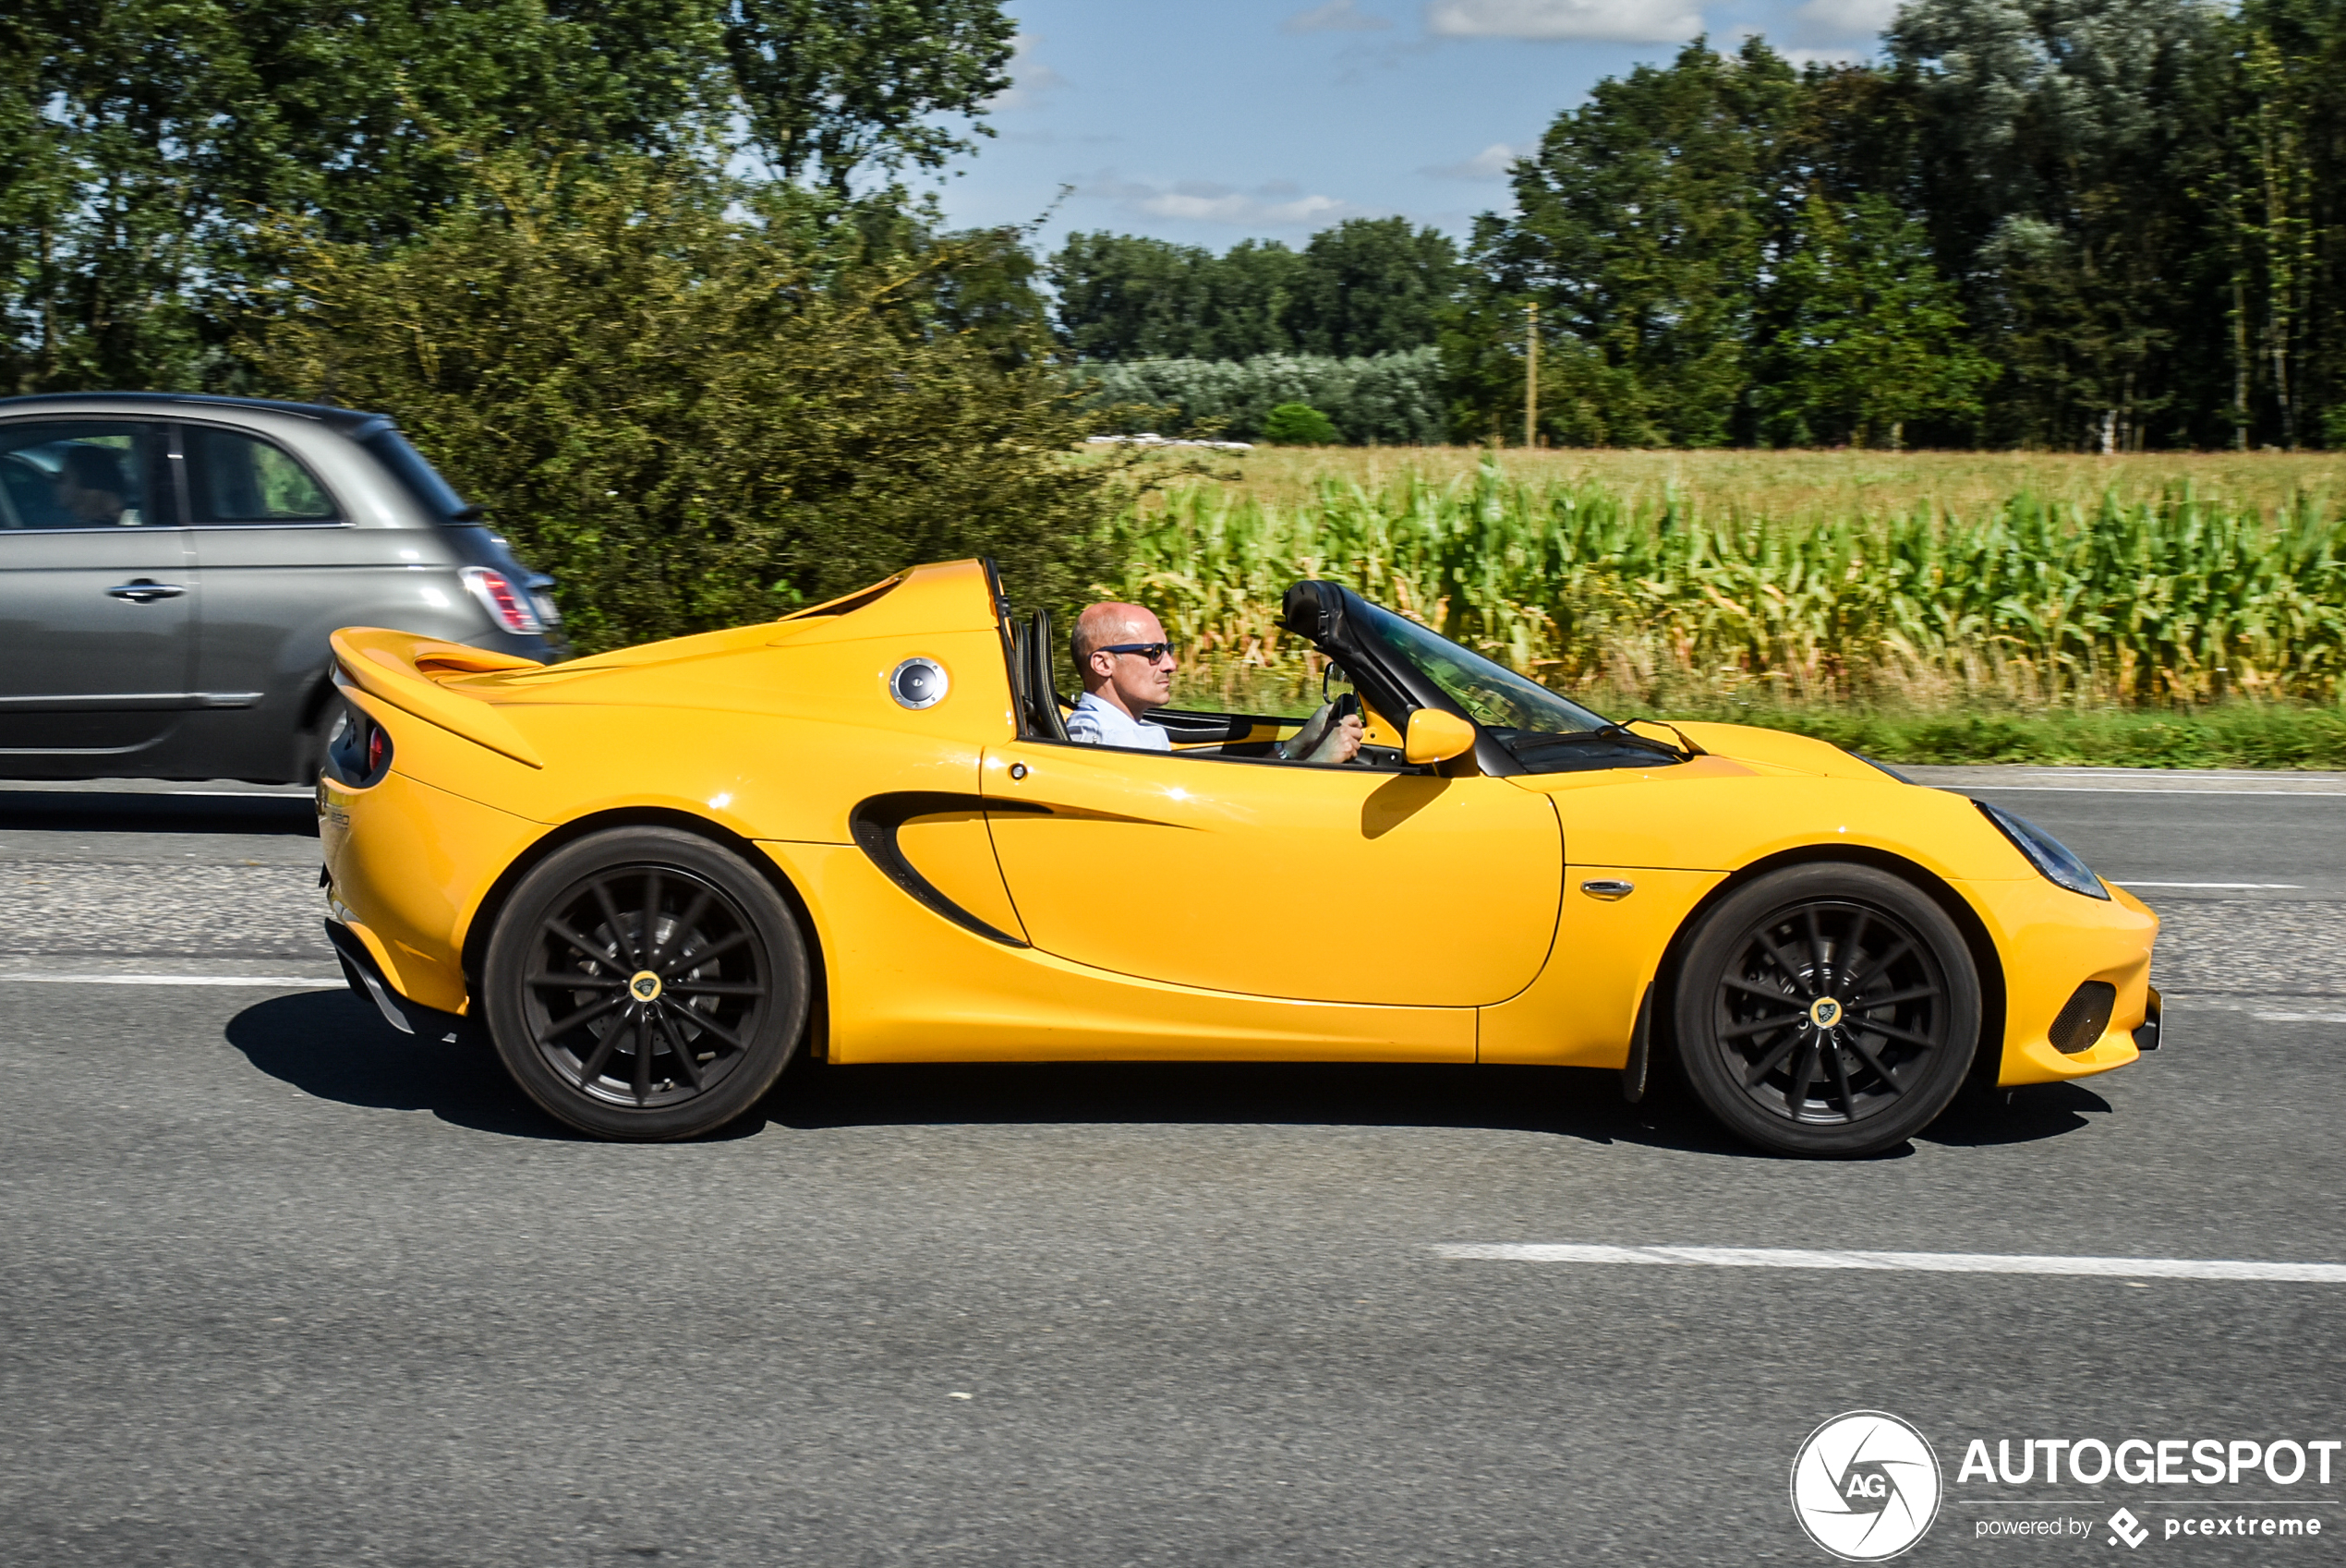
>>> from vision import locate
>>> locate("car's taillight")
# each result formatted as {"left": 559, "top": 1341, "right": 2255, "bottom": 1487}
{"left": 328, "top": 703, "right": 392, "bottom": 785}
{"left": 460, "top": 566, "right": 544, "bottom": 634}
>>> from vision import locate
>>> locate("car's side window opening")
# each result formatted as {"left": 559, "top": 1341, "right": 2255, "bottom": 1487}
{"left": 999, "top": 604, "right": 1414, "bottom": 771}
{"left": 180, "top": 425, "right": 339, "bottom": 524}
{"left": 0, "top": 421, "right": 154, "bottom": 530}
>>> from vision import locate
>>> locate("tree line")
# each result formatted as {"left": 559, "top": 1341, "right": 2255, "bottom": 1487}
{"left": 6, "top": 0, "right": 2342, "bottom": 526}
{"left": 1052, "top": 0, "right": 2346, "bottom": 452}
{"left": 0, "top": 0, "right": 1133, "bottom": 650}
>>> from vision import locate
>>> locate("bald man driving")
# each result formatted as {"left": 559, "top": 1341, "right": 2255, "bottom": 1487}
{"left": 1065, "top": 602, "right": 1363, "bottom": 763}
{"left": 1065, "top": 602, "right": 1178, "bottom": 750}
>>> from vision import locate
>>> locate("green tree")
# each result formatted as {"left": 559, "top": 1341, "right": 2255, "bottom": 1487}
{"left": 1085, "top": 349, "right": 1445, "bottom": 445}
{"left": 1049, "top": 222, "right": 1460, "bottom": 364}
{"left": 718, "top": 0, "right": 1015, "bottom": 195}
{"left": 1756, "top": 192, "right": 1995, "bottom": 447}
{"left": 1464, "top": 38, "right": 1802, "bottom": 447}
{"left": 1287, "top": 218, "right": 1463, "bottom": 358}
{"left": 1259, "top": 402, "right": 1341, "bottom": 445}
{"left": 2203, "top": 6, "right": 2346, "bottom": 450}
{"left": 1890, "top": 0, "right": 2221, "bottom": 450}
{"left": 1046, "top": 232, "right": 1214, "bottom": 361}
{"left": 0, "top": 0, "right": 1020, "bottom": 392}
{"left": 243, "top": 153, "right": 1120, "bottom": 650}
{"left": 1194, "top": 238, "right": 1303, "bottom": 360}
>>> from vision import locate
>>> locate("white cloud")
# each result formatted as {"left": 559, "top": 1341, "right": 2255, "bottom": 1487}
{"left": 1283, "top": 0, "right": 1394, "bottom": 30}
{"left": 988, "top": 34, "right": 1067, "bottom": 112}
{"left": 1422, "top": 140, "right": 1528, "bottom": 180}
{"left": 1424, "top": 0, "right": 1701, "bottom": 43}
{"left": 1137, "top": 187, "right": 1359, "bottom": 226}
{"left": 1076, "top": 173, "right": 1372, "bottom": 229}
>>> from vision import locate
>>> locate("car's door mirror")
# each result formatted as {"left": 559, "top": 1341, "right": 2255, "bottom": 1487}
{"left": 1403, "top": 707, "right": 1476, "bottom": 765}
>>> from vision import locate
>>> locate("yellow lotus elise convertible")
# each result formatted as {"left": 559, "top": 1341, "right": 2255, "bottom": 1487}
{"left": 318, "top": 558, "right": 2158, "bottom": 1155}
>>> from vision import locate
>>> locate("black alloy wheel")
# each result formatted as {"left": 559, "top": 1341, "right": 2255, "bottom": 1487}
{"left": 483, "top": 826, "right": 811, "bottom": 1140}
{"left": 1672, "top": 862, "right": 1981, "bottom": 1158}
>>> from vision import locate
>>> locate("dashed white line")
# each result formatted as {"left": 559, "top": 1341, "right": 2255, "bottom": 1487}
{"left": 2254, "top": 1011, "right": 2346, "bottom": 1024}
{"left": 0, "top": 973, "right": 342, "bottom": 988}
{"left": 1433, "top": 1244, "right": 2346, "bottom": 1283}
{"left": 1965, "top": 785, "right": 2346, "bottom": 798}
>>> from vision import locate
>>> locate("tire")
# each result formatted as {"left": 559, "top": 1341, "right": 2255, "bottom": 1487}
{"left": 1670, "top": 862, "right": 1981, "bottom": 1158}
{"left": 482, "top": 826, "right": 812, "bottom": 1140}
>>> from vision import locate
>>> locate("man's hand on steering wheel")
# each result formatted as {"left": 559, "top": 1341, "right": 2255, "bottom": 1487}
{"left": 1318, "top": 712, "right": 1365, "bottom": 764}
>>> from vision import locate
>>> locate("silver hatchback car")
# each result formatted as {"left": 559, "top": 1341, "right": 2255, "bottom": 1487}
{"left": 0, "top": 392, "right": 563, "bottom": 783}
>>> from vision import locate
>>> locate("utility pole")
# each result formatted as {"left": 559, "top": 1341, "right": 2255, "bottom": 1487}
{"left": 1524, "top": 300, "right": 1539, "bottom": 448}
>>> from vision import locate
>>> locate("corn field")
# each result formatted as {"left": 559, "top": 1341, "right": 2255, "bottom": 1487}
{"left": 1102, "top": 464, "right": 2346, "bottom": 713}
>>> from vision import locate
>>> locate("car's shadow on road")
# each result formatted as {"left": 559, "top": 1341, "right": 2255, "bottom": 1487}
{"left": 0, "top": 789, "right": 316, "bottom": 836}
{"left": 225, "top": 988, "right": 575, "bottom": 1140}
{"left": 1917, "top": 1080, "right": 2115, "bottom": 1147}
{"left": 769, "top": 1057, "right": 1769, "bottom": 1152}
{"left": 224, "top": 988, "right": 2110, "bottom": 1157}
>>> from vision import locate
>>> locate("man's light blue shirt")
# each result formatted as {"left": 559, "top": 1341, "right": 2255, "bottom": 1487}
{"left": 1065, "top": 691, "right": 1170, "bottom": 751}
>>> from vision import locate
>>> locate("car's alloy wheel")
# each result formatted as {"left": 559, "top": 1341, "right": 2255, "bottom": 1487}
{"left": 484, "top": 827, "right": 810, "bottom": 1140}
{"left": 1672, "top": 862, "right": 1981, "bottom": 1158}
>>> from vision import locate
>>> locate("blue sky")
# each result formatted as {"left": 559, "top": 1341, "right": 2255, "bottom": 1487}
{"left": 927, "top": 0, "right": 1900, "bottom": 255}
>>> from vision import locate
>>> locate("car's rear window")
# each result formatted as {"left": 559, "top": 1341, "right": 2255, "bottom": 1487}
{"left": 361, "top": 427, "right": 472, "bottom": 520}
{"left": 184, "top": 426, "right": 338, "bottom": 522}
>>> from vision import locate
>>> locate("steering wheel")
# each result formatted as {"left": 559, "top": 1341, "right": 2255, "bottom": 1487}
{"left": 1278, "top": 690, "right": 1361, "bottom": 763}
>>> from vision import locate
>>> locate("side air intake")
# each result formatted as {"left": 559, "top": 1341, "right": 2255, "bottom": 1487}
{"left": 2049, "top": 981, "right": 2118, "bottom": 1055}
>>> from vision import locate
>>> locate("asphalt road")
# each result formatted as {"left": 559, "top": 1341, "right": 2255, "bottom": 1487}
{"left": 3, "top": 769, "right": 2343, "bottom": 1566}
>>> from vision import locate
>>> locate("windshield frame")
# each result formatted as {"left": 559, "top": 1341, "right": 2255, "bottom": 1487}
{"left": 1324, "top": 590, "right": 1685, "bottom": 776}
{"left": 1348, "top": 598, "right": 1611, "bottom": 736}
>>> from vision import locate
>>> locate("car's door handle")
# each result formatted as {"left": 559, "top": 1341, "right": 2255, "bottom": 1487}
{"left": 104, "top": 580, "right": 186, "bottom": 603}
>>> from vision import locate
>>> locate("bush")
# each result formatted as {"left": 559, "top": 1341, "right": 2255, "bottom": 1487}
{"left": 1083, "top": 348, "right": 1447, "bottom": 444}
{"left": 243, "top": 152, "right": 1122, "bottom": 652}
{"left": 1260, "top": 402, "right": 1341, "bottom": 445}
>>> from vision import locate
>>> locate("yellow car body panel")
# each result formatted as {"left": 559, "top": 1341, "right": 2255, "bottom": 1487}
{"left": 979, "top": 741, "right": 1560, "bottom": 1007}
{"left": 1498, "top": 742, "right": 2159, "bottom": 1085}
{"left": 320, "top": 557, "right": 2158, "bottom": 1102}
{"left": 757, "top": 840, "right": 1473, "bottom": 1063}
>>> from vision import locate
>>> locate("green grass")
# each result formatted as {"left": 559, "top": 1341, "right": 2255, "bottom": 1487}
{"left": 1668, "top": 701, "right": 2346, "bottom": 769}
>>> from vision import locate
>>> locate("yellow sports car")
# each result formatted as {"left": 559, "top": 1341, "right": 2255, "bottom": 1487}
{"left": 318, "top": 558, "right": 2159, "bottom": 1156}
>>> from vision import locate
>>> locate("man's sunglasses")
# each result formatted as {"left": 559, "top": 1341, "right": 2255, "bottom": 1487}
{"left": 1098, "top": 641, "right": 1177, "bottom": 662}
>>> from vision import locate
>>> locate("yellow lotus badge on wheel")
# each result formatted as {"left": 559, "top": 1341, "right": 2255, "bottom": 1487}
{"left": 316, "top": 559, "right": 2159, "bottom": 1153}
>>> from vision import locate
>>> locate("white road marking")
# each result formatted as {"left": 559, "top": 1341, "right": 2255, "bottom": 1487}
{"left": 2254, "top": 1011, "right": 2346, "bottom": 1024}
{"left": 1433, "top": 1243, "right": 2346, "bottom": 1283}
{"left": 0, "top": 787, "right": 307, "bottom": 800}
{"left": 1963, "top": 785, "right": 2346, "bottom": 798}
{"left": 0, "top": 973, "right": 342, "bottom": 987}
{"left": 2114, "top": 881, "right": 2304, "bottom": 889}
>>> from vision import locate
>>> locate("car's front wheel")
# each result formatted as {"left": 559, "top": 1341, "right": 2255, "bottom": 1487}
{"left": 482, "top": 826, "right": 811, "bottom": 1140}
{"left": 1671, "top": 862, "right": 1982, "bottom": 1158}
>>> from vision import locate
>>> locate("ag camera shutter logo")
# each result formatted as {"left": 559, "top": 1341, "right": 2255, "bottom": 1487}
{"left": 1790, "top": 1411, "right": 1943, "bottom": 1561}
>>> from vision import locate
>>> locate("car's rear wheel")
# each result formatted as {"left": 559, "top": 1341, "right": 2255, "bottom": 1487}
{"left": 482, "top": 826, "right": 811, "bottom": 1140}
{"left": 1671, "top": 862, "right": 1981, "bottom": 1158}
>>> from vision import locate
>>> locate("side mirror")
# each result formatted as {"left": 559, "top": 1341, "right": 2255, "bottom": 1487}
{"left": 1403, "top": 707, "right": 1477, "bottom": 766}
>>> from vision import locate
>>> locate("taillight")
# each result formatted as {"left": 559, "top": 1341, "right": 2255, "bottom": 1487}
{"left": 329, "top": 703, "right": 392, "bottom": 785}
{"left": 459, "top": 566, "right": 544, "bottom": 634}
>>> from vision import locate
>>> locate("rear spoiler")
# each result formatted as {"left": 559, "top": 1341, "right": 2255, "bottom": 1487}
{"left": 330, "top": 627, "right": 546, "bottom": 768}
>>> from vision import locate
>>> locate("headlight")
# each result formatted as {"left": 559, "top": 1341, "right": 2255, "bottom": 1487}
{"left": 1974, "top": 799, "right": 2109, "bottom": 900}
